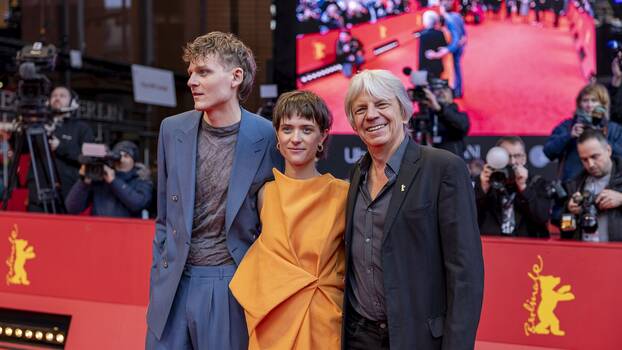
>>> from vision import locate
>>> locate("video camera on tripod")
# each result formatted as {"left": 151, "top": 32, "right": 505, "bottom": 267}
{"left": 1, "top": 42, "right": 66, "bottom": 213}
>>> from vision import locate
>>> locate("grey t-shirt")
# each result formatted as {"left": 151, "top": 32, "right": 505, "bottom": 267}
{"left": 187, "top": 118, "right": 239, "bottom": 266}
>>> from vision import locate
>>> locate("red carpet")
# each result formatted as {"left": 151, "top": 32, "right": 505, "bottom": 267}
{"left": 302, "top": 11, "right": 587, "bottom": 136}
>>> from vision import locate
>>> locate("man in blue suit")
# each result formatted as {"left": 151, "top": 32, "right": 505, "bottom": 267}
{"left": 439, "top": 0, "right": 467, "bottom": 98}
{"left": 146, "top": 31, "right": 282, "bottom": 349}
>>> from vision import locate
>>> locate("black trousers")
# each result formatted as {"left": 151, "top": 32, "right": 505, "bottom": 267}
{"left": 344, "top": 305, "right": 390, "bottom": 350}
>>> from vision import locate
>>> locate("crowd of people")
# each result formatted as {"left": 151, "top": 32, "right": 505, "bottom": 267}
{"left": 0, "top": 1, "right": 617, "bottom": 348}
{"left": 147, "top": 31, "right": 483, "bottom": 350}
{"left": 462, "top": 63, "right": 622, "bottom": 243}
{"left": 2, "top": 85, "right": 152, "bottom": 218}
{"left": 297, "top": 0, "right": 409, "bottom": 34}
{"left": 147, "top": 24, "right": 620, "bottom": 350}
{"left": 330, "top": 0, "right": 467, "bottom": 102}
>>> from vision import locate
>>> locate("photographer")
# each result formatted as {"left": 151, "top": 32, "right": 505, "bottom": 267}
{"left": 65, "top": 141, "right": 152, "bottom": 218}
{"left": 475, "top": 136, "right": 550, "bottom": 238}
{"left": 410, "top": 78, "right": 470, "bottom": 156}
{"left": 26, "top": 86, "right": 94, "bottom": 212}
{"left": 335, "top": 29, "right": 365, "bottom": 78}
{"left": 607, "top": 51, "right": 622, "bottom": 125}
{"left": 544, "top": 83, "right": 622, "bottom": 182}
{"left": 562, "top": 129, "right": 622, "bottom": 242}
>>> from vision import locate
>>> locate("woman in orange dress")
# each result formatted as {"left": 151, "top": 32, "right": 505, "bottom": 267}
{"left": 230, "top": 90, "right": 348, "bottom": 349}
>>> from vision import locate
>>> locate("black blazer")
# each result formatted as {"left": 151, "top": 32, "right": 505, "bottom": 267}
{"left": 343, "top": 140, "right": 484, "bottom": 350}
{"left": 474, "top": 176, "right": 551, "bottom": 238}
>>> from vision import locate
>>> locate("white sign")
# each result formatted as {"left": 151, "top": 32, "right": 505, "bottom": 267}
{"left": 131, "top": 64, "right": 176, "bottom": 107}
{"left": 69, "top": 50, "right": 82, "bottom": 69}
{"left": 259, "top": 84, "right": 278, "bottom": 99}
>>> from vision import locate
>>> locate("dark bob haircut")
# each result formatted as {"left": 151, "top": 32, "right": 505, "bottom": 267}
{"left": 272, "top": 90, "right": 333, "bottom": 158}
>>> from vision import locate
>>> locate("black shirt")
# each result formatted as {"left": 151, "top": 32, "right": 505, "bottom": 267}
{"left": 348, "top": 136, "right": 408, "bottom": 321}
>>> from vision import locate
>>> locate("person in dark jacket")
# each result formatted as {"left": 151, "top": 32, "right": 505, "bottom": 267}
{"left": 27, "top": 86, "right": 94, "bottom": 213}
{"left": 544, "top": 83, "right": 622, "bottom": 182}
{"left": 607, "top": 54, "right": 622, "bottom": 125}
{"left": 336, "top": 29, "right": 365, "bottom": 78}
{"left": 475, "top": 136, "right": 551, "bottom": 238}
{"left": 65, "top": 140, "right": 152, "bottom": 218}
{"left": 418, "top": 10, "right": 447, "bottom": 79}
{"left": 561, "top": 129, "right": 622, "bottom": 242}
{"left": 411, "top": 78, "right": 470, "bottom": 157}
{"left": 545, "top": 83, "right": 622, "bottom": 227}
{"left": 342, "top": 69, "right": 483, "bottom": 350}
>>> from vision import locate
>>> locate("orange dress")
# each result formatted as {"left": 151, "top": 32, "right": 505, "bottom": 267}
{"left": 230, "top": 169, "right": 348, "bottom": 350}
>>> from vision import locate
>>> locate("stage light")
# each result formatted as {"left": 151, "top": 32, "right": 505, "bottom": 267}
{"left": 0, "top": 307, "right": 71, "bottom": 348}
{"left": 372, "top": 40, "right": 399, "bottom": 56}
{"left": 299, "top": 63, "right": 342, "bottom": 84}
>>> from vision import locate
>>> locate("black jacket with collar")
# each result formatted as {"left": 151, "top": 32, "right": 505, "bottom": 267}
{"left": 342, "top": 139, "right": 484, "bottom": 350}
{"left": 474, "top": 175, "right": 551, "bottom": 238}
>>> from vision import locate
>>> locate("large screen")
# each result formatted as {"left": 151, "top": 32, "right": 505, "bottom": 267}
{"left": 293, "top": 0, "right": 596, "bottom": 136}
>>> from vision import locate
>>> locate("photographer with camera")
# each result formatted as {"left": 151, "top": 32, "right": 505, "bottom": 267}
{"left": 409, "top": 77, "right": 470, "bottom": 156}
{"left": 561, "top": 129, "right": 622, "bottom": 242}
{"left": 544, "top": 83, "right": 622, "bottom": 182}
{"left": 26, "top": 86, "right": 94, "bottom": 212}
{"left": 65, "top": 140, "right": 152, "bottom": 218}
{"left": 607, "top": 47, "right": 622, "bottom": 125}
{"left": 475, "top": 136, "right": 550, "bottom": 238}
{"left": 336, "top": 29, "right": 365, "bottom": 78}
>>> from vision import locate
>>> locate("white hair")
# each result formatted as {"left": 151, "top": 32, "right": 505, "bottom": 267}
{"left": 344, "top": 69, "right": 413, "bottom": 127}
{"left": 422, "top": 10, "right": 439, "bottom": 29}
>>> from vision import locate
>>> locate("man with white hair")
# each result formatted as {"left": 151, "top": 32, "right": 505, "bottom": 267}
{"left": 418, "top": 10, "right": 447, "bottom": 78}
{"left": 341, "top": 69, "right": 484, "bottom": 349}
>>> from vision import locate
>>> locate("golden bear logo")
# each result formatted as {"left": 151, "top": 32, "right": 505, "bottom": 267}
{"left": 312, "top": 42, "right": 326, "bottom": 60}
{"left": 379, "top": 25, "right": 387, "bottom": 39}
{"left": 6, "top": 224, "right": 36, "bottom": 286}
{"left": 523, "top": 255, "right": 575, "bottom": 336}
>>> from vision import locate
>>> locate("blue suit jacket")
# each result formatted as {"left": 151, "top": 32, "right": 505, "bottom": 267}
{"left": 146, "top": 108, "right": 283, "bottom": 339}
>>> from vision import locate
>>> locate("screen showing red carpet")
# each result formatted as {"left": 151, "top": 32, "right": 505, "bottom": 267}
{"left": 295, "top": 1, "right": 595, "bottom": 136}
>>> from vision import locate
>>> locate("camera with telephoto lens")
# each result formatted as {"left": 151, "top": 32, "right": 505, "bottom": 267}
{"left": 571, "top": 191, "right": 599, "bottom": 234}
{"left": 485, "top": 146, "right": 516, "bottom": 194}
{"left": 78, "top": 143, "right": 121, "bottom": 182}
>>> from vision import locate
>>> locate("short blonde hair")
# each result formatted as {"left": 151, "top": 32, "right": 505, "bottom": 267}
{"left": 576, "top": 83, "right": 610, "bottom": 112}
{"left": 344, "top": 69, "right": 413, "bottom": 127}
{"left": 183, "top": 31, "right": 256, "bottom": 101}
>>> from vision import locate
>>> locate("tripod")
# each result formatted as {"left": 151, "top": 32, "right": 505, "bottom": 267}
{"left": 1, "top": 122, "right": 65, "bottom": 213}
